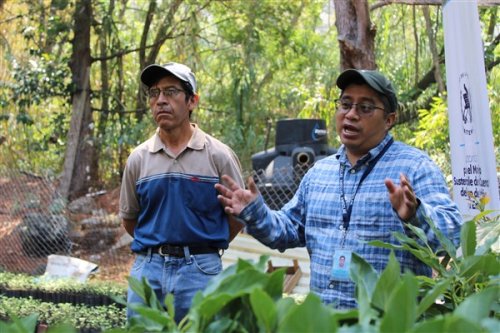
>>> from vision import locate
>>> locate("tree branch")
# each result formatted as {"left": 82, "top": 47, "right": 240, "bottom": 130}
{"left": 371, "top": 0, "right": 499, "bottom": 11}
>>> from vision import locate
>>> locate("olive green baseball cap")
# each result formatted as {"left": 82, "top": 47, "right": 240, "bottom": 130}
{"left": 336, "top": 69, "right": 398, "bottom": 113}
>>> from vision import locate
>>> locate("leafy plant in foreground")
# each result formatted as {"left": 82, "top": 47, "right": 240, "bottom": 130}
{"left": 2, "top": 209, "right": 498, "bottom": 332}
{"left": 111, "top": 210, "right": 498, "bottom": 333}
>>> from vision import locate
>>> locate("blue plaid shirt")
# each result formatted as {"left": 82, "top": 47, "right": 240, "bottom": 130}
{"left": 239, "top": 134, "right": 462, "bottom": 308}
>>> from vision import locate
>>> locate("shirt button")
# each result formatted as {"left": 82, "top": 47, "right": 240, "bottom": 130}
{"left": 328, "top": 282, "right": 335, "bottom": 289}
{"left": 350, "top": 169, "right": 355, "bottom": 174}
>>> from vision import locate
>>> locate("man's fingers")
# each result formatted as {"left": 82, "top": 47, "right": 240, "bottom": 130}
{"left": 216, "top": 192, "right": 229, "bottom": 204}
{"left": 400, "top": 173, "right": 414, "bottom": 190}
{"left": 221, "top": 174, "right": 242, "bottom": 192}
{"left": 214, "top": 183, "right": 230, "bottom": 197}
{"left": 384, "top": 178, "right": 396, "bottom": 194}
{"left": 400, "top": 173, "right": 416, "bottom": 204}
{"left": 247, "top": 176, "right": 259, "bottom": 194}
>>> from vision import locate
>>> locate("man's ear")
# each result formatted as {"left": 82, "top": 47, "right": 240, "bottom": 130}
{"left": 189, "top": 94, "right": 200, "bottom": 110}
{"left": 385, "top": 112, "right": 396, "bottom": 131}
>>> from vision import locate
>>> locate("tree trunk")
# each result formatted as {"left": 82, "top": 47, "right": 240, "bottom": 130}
{"left": 135, "top": 0, "right": 182, "bottom": 120}
{"left": 422, "top": 6, "right": 445, "bottom": 94}
{"left": 59, "top": 0, "right": 96, "bottom": 200}
{"left": 334, "top": 0, "right": 377, "bottom": 70}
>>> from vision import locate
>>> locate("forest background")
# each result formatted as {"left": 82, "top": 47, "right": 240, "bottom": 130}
{"left": 0, "top": 0, "right": 498, "bottom": 201}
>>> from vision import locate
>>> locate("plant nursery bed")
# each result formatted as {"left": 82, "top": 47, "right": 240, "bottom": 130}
{"left": 0, "top": 287, "right": 124, "bottom": 308}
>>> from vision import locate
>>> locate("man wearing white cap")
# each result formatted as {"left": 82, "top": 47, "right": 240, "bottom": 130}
{"left": 119, "top": 62, "right": 244, "bottom": 323}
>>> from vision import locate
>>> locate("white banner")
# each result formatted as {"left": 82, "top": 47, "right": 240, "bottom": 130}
{"left": 443, "top": 0, "right": 500, "bottom": 220}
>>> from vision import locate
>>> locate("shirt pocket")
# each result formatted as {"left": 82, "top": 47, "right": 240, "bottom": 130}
{"left": 182, "top": 176, "right": 221, "bottom": 214}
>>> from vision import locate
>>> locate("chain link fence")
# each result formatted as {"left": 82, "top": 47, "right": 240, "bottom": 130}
{"left": 0, "top": 166, "right": 309, "bottom": 280}
{"left": 0, "top": 168, "right": 131, "bottom": 281}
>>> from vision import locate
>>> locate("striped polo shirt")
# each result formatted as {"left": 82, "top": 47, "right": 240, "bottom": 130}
{"left": 119, "top": 124, "right": 244, "bottom": 253}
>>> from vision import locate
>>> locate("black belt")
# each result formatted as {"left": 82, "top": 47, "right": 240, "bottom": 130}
{"left": 141, "top": 244, "right": 219, "bottom": 257}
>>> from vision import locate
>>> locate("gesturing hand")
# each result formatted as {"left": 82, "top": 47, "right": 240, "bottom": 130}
{"left": 384, "top": 173, "right": 419, "bottom": 222}
{"left": 215, "top": 175, "right": 260, "bottom": 216}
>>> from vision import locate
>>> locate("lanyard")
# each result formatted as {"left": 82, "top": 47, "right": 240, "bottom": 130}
{"left": 339, "top": 138, "right": 394, "bottom": 231}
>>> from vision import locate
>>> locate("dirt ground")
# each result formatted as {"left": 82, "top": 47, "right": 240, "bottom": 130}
{"left": 0, "top": 173, "right": 133, "bottom": 285}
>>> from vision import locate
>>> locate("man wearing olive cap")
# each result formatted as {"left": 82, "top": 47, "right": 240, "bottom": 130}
{"left": 119, "top": 62, "right": 244, "bottom": 323}
{"left": 215, "top": 69, "right": 462, "bottom": 309}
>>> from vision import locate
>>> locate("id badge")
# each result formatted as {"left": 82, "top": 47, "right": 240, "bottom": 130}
{"left": 330, "top": 250, "right": 352, "bottom": 281}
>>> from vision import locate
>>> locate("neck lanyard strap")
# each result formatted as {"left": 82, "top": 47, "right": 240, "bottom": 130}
{"left": 340, "top": 138, "right": 394, "bottom": 230}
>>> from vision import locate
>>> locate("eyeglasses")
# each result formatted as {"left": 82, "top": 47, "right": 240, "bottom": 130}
{"left": 147, "top": 87, "right": 184, "bottom": 99}
{"left": 335, "top": 99, "right": 384, "bottom": 117}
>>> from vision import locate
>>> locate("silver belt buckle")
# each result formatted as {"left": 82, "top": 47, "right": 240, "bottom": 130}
{"left": 158, "top": 245, "right": 168, "bottom": 256}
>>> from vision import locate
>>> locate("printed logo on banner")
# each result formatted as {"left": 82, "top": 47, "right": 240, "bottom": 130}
{"left": 459, "top": 73, "right": 473, "bottom": 136}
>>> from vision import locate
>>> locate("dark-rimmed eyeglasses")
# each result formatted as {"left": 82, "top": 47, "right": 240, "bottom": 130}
{"left": 147, "top": 87, "right": 184, "bottom": 99}
{"left": 335, "top": 99, "right": 384, "bottom": 117}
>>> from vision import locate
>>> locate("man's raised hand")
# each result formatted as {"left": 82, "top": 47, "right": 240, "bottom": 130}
{"left": 215, "top": 175, "right": 260, "bottom": 215}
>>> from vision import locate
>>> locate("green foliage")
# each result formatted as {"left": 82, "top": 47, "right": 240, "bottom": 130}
{"left": 2, "top": 215, "right": 498, "bottom": 332}
{"left": 101, "top": 212, "right": 499, "bottom": 333}
{"left": 368, "top": 210, "right": 500, "bottom": 314}
{"left": 0, "top": 54, "right": 71, "bottom": 173}
{"left": 407, "top": 96, "right": 451, "bottom": 175}
{"left": 412, "top": 96, "right": 449, "bottom": 152}
{"left": 0, "top": 271, "right": 127, "bottom": 296}
{"left": 197, "top": 0, "right": 338, "bottom": 169}
{"left": 0, "top": 1, "right": 498, "bottom": 186}
{"left": 10, "top": 56, "right": 70, "bottom": 111}
{"left": 0, "top": 295, "right": 125, "bottom": 330}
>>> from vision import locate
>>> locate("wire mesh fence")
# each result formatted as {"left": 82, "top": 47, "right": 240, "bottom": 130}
{"left": 0, "top": 168, "right": 132, "bottom": 281}
{"left": 0, "top": 166, "right": 309, "bottom": 281}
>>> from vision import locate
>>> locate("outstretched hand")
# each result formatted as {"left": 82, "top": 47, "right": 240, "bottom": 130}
{"left": 384, "top": 173, "right": 419, "bottom": 222}
{"left": 215, "top": 175, "right": 260, "bottom": 216}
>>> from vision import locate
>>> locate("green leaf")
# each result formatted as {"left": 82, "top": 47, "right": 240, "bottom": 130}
{"left": 128, "top": 305, "right": 173, "bottom": 328}
{"left": 205, "top": 317, "right": 247, "bottom": 333}
{"left": 275, "top": 297, "right": 299, "bottom": 321}
{"left": 0, "top": 314, "right": 39, "bottom": 333}
{"left": 164, "top": 293, "right": 177, "bottom": 324}
{"left": 277, "top": 294, "right": 337, "bottom": 333}
{"left": 480, "top": 317, "right": 500, "bottom": 333}
{"left": 454, "top": 286, "right": 500, "bottom": 321}
{"left": 468, "top": 209, "right": 496, "bottom": 223}
{"left": 380, "top": 273, "right": 418, "bottom": 333}
{"left": 203, "top": 268, "right": 269, "bottom": 296}
{"left": 203, "top": 256, "right": 269, "bottom": 295}
{"left": 372, "top": 251, "right": 401, "bottom": 311}
{"left": 459, "top": 254, "right": 500, "bottom": 279}
{"left": 46, "top": 323, "right": 77, "bottom": 333}
{"left": 264, "top": 268, "right": 285, "bottom": 298}
{"left": 476, "top": 220, "right": 500, "bottom": 254}
{"left": 405, "top": 223, "right": 430, "bottom": 246}
{"left": 410, "top": 316, "right": 483, "bottom": 333}
{"left": 390, "top": 232, "right": 443, "bottom": 273}
{"left": 191, "top": 293, "right": 239, "bottom": 321}
{"left": 367, "top": 239, "right": 404, "bottom": 250}
{"left": 424, "top": 216, "right": 457, "bottom": 260}
{"left": 416, "top": 278, "right": 452, "bottom": 317}
{"left": 350, "top": 253, "right": 378, "bottom": 299}
{"left": 350, "top": 253, "right": 379, "bottom": 326}
{"left": 127, "top": 276, "right": 163, "bottom": 310}
{"left": 460, "top": 220, "right": 476, "bottom": 257}
{"left": 189, "top": 263, "right": 274, "bottom": 328}
{"left": 392, "top": 231, "right": 422, "bottom": 249}
{"left": 249, "top": 288, "right": 277, "bottom": 332}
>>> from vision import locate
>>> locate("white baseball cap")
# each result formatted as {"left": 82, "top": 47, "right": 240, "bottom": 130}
{"left": 140, "top": 62, "right": 197, "bottom": 93}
